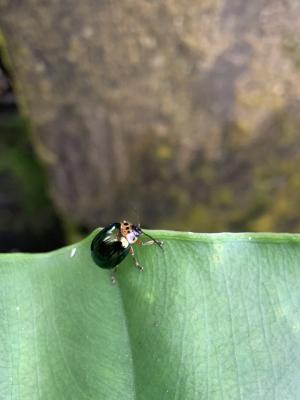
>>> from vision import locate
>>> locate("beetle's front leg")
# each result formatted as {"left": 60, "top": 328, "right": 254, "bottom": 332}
{"left": 129, "top": 246, "right": 144, "bottom": 272}
{"left": 142, "top": 240, "right": 164, "bottom": 247}
{"left": 136, "top": 239, "right": 164, "bottom": 247}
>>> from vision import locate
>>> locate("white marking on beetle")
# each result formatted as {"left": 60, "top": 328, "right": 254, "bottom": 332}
{"left": 120, "top": 237, "right": 129, "bottom": 248}
{"left": 70, "top": 248, "right": 77, "bottom": 257}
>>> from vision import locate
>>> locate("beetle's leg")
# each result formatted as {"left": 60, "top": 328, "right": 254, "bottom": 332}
{"left": 111, "top": 266, "right": 118, "bottom": 284}
{"left": 141, "top": 239, "right": 164, "bottom": 247}
{"left": 129, "top": 246, "right": 144, "bottom": 272}
{"left": 136, "top": 238, "right": 164, "bottom": 247}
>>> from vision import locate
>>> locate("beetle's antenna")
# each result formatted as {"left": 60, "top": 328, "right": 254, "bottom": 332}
{"left": 141, "top": 230, "right": 164, "bottom": 251}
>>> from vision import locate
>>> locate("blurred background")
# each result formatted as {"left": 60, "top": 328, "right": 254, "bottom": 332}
{"left": 1, "top": 0, "right": 300, "bottom": 252}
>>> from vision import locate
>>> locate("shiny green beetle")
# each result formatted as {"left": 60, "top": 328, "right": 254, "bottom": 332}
{"left": 91, "top": 220, "right": 163, "bottom": 283}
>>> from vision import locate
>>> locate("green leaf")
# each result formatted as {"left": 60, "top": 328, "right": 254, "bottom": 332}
{"left": 1, "top": 230, "right": 300, "bottom": 399}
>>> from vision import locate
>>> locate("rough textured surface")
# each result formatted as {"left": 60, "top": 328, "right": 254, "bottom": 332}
{"left": 0, "top": 0, "right": 300, "bottom": 230}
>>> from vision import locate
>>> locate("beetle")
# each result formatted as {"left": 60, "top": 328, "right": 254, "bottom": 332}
{"left": 91, "top": 220, "right": 163, "bottom": 283}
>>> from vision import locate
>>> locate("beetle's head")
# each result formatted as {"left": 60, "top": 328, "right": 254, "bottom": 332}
{"left": 120, "top": 220, "right": 142, "bottom": 244}
{"left": 120, "top": 220, "right": 163, "bottom": 250}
